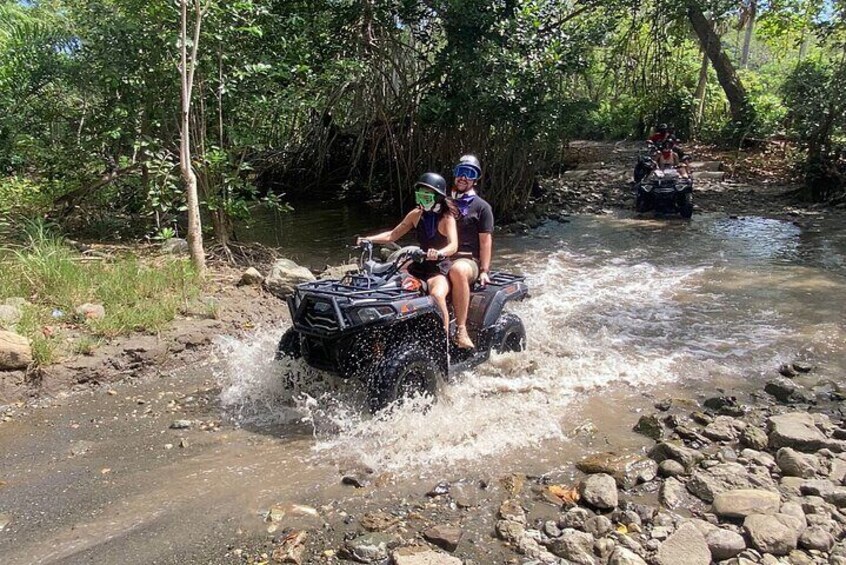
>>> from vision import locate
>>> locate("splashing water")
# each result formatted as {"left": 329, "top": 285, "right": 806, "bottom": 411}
{"left": 215, "top": 236, "right": 795, "bottom": 474}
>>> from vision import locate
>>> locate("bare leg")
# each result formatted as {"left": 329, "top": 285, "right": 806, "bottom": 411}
{"left": 448, "top": 261, "right": 475, "bottom": 348}
{"left": 427, "top": 275, "right": 451, "bottom": 339}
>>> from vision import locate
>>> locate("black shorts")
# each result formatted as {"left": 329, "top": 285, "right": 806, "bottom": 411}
{"left": 408, "top": 259, "right": 452, "bottom": 280}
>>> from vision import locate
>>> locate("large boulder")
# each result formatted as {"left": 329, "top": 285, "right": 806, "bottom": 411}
{"left": 0, "top": 331, "right": 32, "bottom": 370}
{"left": 712, "top": 489, "right": 781, "bottom": 519}
{"left": 744, "top": 513, "right": 803, "bottom": 555}
{"left": 578, "top": 473, "right": 618, "bottom": 510}
{"left": 576, "top": 451, "right": 658, "bottom": 489}
{"left": 648, "top": 441, "right": 705, "bottom": 470}
{"left": 392, "top": 547, "right": 462, "bottom": 565}
{"left": 608, "top": 547, "right": 647, "bottom": 565}
{"left": 705, "top": 528, "right": 747, "bottom": 560}
{"left": 161, "top": 237, "right": 189, "bottom": 255}
{"left": 776, "top": 447, "right": 820, "bottom": 478}
{"left": 686, "top": 462, "right": 777, "bottom": 503}
{"left": 0, "top": 304, "right": 21, "bottom": 328}
{"left": 768, "top": 413, "right": 831, "bottom": 452}
{"left": 548, "top": 528, "right": 597, "bottom": 565}
{"left": 656, "top": 522, "right": 710, "bottom": 565}
{"left": 264, "top": 258, "right": 316, "bottom": 299}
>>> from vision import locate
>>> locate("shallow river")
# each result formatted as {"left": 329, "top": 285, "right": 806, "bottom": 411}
{"left": 1, "top": 210, "right": 845, "bottom": 563}
{"left": 218, "top": 212, "right": 846, "bottom": 474}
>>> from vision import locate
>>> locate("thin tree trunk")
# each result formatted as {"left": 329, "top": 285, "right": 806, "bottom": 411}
{"left": 180, "top": 0, "right": 206, "bottom": 274}
{"left": 740, "top": 0, "right": 756, "bottom": 68}
{"left": 694, "top": 50, "right": 709, "bottom": 136}
{"left": 686, "top": 2, "right": 753, "bottom": 127}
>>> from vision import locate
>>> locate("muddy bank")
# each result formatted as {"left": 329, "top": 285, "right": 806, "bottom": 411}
{"left": 0, "top": 262, "right": 290, "bottom": 409}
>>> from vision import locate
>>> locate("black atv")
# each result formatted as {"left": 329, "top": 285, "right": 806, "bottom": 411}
{"left": 635, "top": 166, "right": 694, "bottom": 219}
{"left": 275, "top": 241, "right": 528, "bottom": 411}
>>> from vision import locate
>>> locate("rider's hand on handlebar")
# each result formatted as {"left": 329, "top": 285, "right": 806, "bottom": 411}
{"left": 479, "top": 271, "right": 491, "bottom": 287}
{"left": 356, "top": 237, "right": 370, "bottom": 247}
{"left": 426, "top": 248, "right": 442, "bottom": 261}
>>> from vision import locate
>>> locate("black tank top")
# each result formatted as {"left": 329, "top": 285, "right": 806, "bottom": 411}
{"left": 415, "top": 212, "right": 448, "bottom": 251}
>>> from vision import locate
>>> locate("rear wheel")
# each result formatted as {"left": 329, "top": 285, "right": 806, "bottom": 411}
{"left": 493, "top": 313, "right": 526, "bottom": 353}
{"left": 367, "top": 344, "right": 445, "bottom": 413}
{"left": 275, "top": 328, "right": 302, "bottom": 360}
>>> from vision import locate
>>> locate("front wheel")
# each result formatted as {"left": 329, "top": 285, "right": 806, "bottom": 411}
{"left": 679, "top": 193, "right": 693, "bottom": 219}
{"left": 275, "top": 328, "right": 302, "bottom": 360}
{"left": 367, "top": 345, "right": 445, "bottom": 413}
{"left": 635, "top": 191, "right": 651, "bottom": 214}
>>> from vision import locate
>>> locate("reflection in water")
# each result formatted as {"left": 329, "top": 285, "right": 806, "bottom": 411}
{"left": 220, "top": 212, "right": 846, "bottom": 474}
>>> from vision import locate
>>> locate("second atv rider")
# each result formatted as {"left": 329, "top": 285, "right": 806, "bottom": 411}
{"left": 357, "top": 173, "right": 458, "bottom": 340}
{"left": 449, "top": 155, "right": 494, "bottom": 350}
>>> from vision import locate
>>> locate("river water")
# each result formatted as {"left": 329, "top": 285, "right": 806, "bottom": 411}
{"left": 218, "top": 210, "right": 846, "bottom": 475}
{"left": 3, "top": 208, "right": 846, "bottom": 564}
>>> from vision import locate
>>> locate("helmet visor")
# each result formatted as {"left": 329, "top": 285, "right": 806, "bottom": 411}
{"left": 415, "top": 189, "right": 437, "bottom": 209}
{"left": 453, "top": 164, "right": 480, "bottom": 181}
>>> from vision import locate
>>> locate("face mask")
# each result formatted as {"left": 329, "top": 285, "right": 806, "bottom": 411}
{"left": 453, "top": 193, "right": 475, "bottom": 217}
{"left": 415, "top": 189, "right": 437, "bottom": 211}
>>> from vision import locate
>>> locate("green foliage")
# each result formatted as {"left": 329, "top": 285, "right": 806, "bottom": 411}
{"left": 0, "top": 220, "right": 201, "bottom": 363}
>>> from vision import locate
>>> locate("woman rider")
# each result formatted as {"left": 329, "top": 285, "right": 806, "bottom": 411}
{"left": 357, "top": 173, "right": 458, "bottom": 339}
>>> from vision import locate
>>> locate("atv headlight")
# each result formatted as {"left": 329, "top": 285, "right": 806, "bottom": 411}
{"left": 352, "top": 305, "right": 395, "bottom": 324}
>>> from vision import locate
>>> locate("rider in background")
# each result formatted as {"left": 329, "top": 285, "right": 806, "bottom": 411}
{"left": 656, "top": 141, "right": 690, "bottom": 178}
{"left": 357, "top": 173, "right": 457, "bottom": 339}
{"left": 448, "top": 155, "right": 494, "bottom": 350}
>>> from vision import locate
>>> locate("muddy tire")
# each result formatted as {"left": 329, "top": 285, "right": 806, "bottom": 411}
{"left": 635, "top": 192, "right": 650, "bottom": 214}
{"left": 367, "top": 345, "right": 445, "bottom": 413}
{"left": 679, "top": 194, "right": 693, "bottom": 219}
{"left": 493, "top": 313, "right": 526, "bottom": 353}
{"left": 275, "top": 328, "right": 302, "bottom": 360}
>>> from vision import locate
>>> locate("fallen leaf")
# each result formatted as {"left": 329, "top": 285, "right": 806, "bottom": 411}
{"left": 548, "top": 484, "right": 580, "bottom": 505}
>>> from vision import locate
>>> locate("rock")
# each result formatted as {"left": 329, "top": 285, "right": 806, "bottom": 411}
{"left": 595, "top": 537, "right": 616, "bottom": 560}
{"left": 584, "top": 515, "right": 613, "bottom": 537}
{"left": 704, "top": 416, "right": 744, "bottom": 442}
{"left": 0, "top": 331, "right": 32, "bottom": 370}
{"left": 633, "top": 414, "right": 663, "bottom": 440}
{"left": 495, "top": 519, "right": 524, "bottom": 542}
{"left": 649, "top": 441, "right": 705, "bottom": 470}
{"left": 161, "top": 237, "right": 189, "bottom": 255}
{"left": 768, "top": 412, "right": 829, "bottom": 452}
{"left": 0, "top": 513, "right": 10, "bottom": 531}
{"left": 686, "top": 462, "right": 777, "bottom": 503}
{"left": 765, "top": 377, "right": 814, "bottom": 404}
{"left": 342, "top": 532, "right": 400, "bottom": 563}
{"left": 270, "top": 530, "right": 308, "bottom": 564}
{"left": 744, "top": 514, "right": 801, "bottom": 555}
{"left": 799, "top": 478, "right": 836, "bottom": 497}
{"left": 658, "top": 459, "right": 686, "bottom": 478}
{"left": 799, "top": 525, "right": 834, "bottom": 552}
{"left": 360, "top": 511, "right": 400, "bottom": 532}
{"left": 830, "top": 457, "right": 846, "bottom": 484}
{"left": 4, "top": 297, "right": 28, "bottom": 309}
{"left": 548, "top": 529, "right": 597, "bottom": 564}
{"left": 712, "top": 489, "right": 781, "bottom": 519}
{"left": 741, "top": 426, "right": 769, "bottom": 450}
{"left": 426, "top": 481, "right": 450, "bottom": 497}
{"left": 559, "top": 507, "right": 594, "bottom": 530}
{"left": 656, "top": 522, "right": 710, "bottom": 565}
{"left": 264, "top": 258, "right": 316, "bottom": 299}
{"left": 238, "top": 267, "right": 264, "bottom": 286}
{"left": 543, "top": 520, "right": 561, "bottom": 538}
{"left": 422, "top": 525, "right": 462, "bottom": 552}
{"left": 578, "top": 473, "right": 618, "bottom": 510}
{"left": 660, "top": 477, "right": 696, "bottom": 510}
{"left": 576, "top": 452, "right": 658, "bottom": 489}
{"left": 706, "top": 528, "right": 746, "bottom": 560}
{"left": 776, "top": 447, "right": 819, "bottom": 478}
{"left": 499, "top": 499, "right": 526, "bottom": 523}
{"left": 317, "top": 263, "right": 358, "bottom": 281}
{"left": 391, "top": 547, "right": 462, "bottom": 565}
{"left": 169, "top": 419, "right": 192, "bottom": 430}
{"left": 75, "top": 303, "right": 105, "bottom": 320}
{"left": 608, "top": 546, "right": 647, "bottom": 565}
{"left": 449, "top": 482, "right": 480, "bottom": 508}
{"left": 0, "top": 305, "right": 20, "bottom": 328}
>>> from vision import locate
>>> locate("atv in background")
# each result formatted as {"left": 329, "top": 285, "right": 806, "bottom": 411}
{"left": 635, "top": 166, "right": 694, "bottom": 219}
{"left": 276, "top": 241, "right": 528, "bottom": 411}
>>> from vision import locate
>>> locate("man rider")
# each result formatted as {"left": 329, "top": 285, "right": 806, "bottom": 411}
{"left": 448, "top": 155, "right": 494, "bottom": 350}
{"left": 648, "top": 123, "right": 671, "bottom": 145}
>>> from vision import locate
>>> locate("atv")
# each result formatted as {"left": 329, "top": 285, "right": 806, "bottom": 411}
{"left": 275, "top": 241, "right": 529, "bottom": 411}
{"left": 635, "top": 166, "right": 694, "bottom": 219}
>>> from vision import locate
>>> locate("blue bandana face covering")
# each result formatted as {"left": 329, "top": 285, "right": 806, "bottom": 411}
{"left": 422, "top": 211, "right": 439, "bottom": 240}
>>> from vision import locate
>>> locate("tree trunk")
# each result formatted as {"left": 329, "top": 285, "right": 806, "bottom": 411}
{"left": 693, "top": 50, "right": 709, "bottom": 136}
{"left": 180, "top": 0, "right": 206, "bottom": 274}
{"left": 740, "top": 0, "right": 756, "bottom": 68}
{"left": 686, "top": 2, "right": 753, "bottom": 127}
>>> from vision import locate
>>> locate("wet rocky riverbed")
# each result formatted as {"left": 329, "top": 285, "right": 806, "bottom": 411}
{"left": 2, "top": 183, "right": 846, "bottom": 564}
